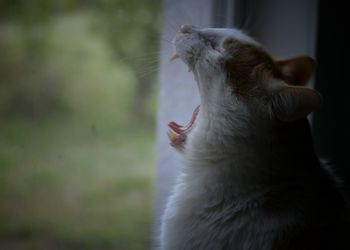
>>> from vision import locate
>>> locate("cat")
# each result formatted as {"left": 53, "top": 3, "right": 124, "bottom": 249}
{"left": 160, "top": 25, "right": 349, "bottom": 250}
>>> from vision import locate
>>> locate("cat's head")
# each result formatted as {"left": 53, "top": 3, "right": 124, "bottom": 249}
{"left": 168, "top": 25, "right": 321, "bottom": 149}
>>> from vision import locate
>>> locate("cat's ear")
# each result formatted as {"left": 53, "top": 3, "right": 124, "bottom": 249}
{"left": 275, "top": 56, "right": 316, "bottom": 86}
{"left": 270, "top": 85, "right": 322, "bottom": 122}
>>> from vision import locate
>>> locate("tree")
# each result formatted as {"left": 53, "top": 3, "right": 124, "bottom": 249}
{"left": 93, "top": 0, "right": 161, "bottom": 124}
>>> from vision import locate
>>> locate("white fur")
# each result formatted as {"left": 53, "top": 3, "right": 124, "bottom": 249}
{"left": 160, "top": 74, "right": 296, "bottom": 250}
{"left": 160, "top": 27, "right": 343, "bottom": 250}
{"left": 161, "top": 27, "right": 282, "bottom": 250}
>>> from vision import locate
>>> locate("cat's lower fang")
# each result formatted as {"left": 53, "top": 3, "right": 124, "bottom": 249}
{"left": 167, "top": 106, "right": 200, "bottom": 149}
{"left": 170, "top": 53, "right": 179, "bottom": 61}
{"left": 168, "top": 128, "right": 186, "bottom": 148}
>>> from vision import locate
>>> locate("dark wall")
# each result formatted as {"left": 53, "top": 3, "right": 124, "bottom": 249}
{"left": 313, "top": 1, "right": 350, "bottom": 196}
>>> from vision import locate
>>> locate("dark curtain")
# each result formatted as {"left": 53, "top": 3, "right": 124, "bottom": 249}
{"left": 313, "top": 0, "right": 350, "bottom": 196}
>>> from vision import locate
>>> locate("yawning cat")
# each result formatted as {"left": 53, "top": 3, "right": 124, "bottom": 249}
{"left": 161, "top": 25, "right": 349, "bottom": 250}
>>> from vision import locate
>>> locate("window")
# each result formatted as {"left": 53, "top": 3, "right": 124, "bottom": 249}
{"left": 0, "top": 1, "right": 160, "bottom": 249}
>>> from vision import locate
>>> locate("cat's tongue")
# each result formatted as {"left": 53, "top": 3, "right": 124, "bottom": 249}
{"left": 168, "top": 106, "right": 200, "bottom": 149}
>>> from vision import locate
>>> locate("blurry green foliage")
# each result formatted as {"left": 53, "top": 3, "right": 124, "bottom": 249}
{"left": 0, "top": 0, "right": 161, "bottom": 122}
{"left": 0, "top": 0, "right": 161, "bottom": 249}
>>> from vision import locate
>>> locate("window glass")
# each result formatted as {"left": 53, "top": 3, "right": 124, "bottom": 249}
{"left": 0, "top": 1, "right": 160, "bottom": 249}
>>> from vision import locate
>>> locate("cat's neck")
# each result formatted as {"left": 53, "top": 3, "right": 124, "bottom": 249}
{"left": 184, "top": 116, "right": 320, "bottom": 193}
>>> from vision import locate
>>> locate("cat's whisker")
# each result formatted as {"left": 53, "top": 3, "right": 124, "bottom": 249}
{"left": 136, "top": 66, "right": 160, "bottom": 80}
{"left": 117, "top": 50, "right": 171, "bottom": 65}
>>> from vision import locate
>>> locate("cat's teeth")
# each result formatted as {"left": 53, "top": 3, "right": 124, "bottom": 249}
{"left": 167, "top": 129, "right": 178, "bottom": 142}
{"left": 170, "top": 53, "right": 179, "bottom": 61}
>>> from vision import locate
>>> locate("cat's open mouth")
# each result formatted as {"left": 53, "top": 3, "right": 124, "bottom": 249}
{"left": 168, "top": 106, "right": 200, "bottom": 149}
{"left": 167, "top": 49, "right": 199, "bottom": 150}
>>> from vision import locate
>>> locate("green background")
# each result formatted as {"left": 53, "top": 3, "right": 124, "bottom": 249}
{"left": 0, "top": 0, "right": 161, "bottom": 249}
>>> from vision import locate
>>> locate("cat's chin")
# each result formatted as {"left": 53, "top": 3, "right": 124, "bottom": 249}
{"left": 168, "top": 105, "right": 200, "bottom": 151}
